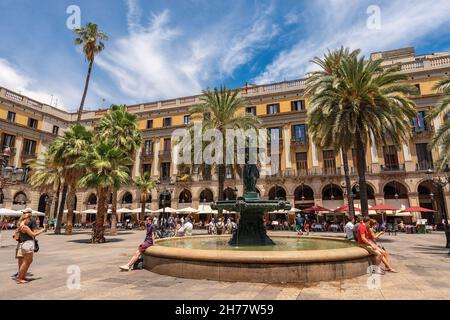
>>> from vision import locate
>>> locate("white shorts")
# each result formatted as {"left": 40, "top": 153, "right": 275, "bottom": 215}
{"left": 21, "top": 240, "right": 35, "bottom": 254}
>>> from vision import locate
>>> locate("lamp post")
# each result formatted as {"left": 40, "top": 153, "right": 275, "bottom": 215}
{"left": 426, "top": 168, "right": 450, "bottom": 248}
{"left": 1, "top": 147, "right": 26, "bottom": 199}
{"left": 156, "top": 179, "right": 174, "bottom": 238}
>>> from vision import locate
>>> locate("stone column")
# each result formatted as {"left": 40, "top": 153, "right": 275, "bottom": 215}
{"left": 153, "top": 139, "right": 160, "bottom": 178}
{"left": 14, "top": 135, "right": 23, "bottom": 167}
{"left": 283, "top": 126, "right": 292, "bottom": 169}
{"left": 402, "top": 142, "right": 414, "bottom": 172}
{"left": 134, "top": 147, "right": 141, "bottom": 177}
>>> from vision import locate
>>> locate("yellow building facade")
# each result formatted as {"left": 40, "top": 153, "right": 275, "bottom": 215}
{"left": 1, "top": 47, "right": 450, "bottom": 225}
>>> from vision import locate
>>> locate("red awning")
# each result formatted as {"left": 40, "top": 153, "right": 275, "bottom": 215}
{"left": 334, "top": 204, "right": 361, "bottom": 213}
{"left": 370, "top": 204, "right": 400, "bottom": 211}
{"left": 303, "top": 205, "right": 331, "bottom": 212}
{"left": 400, "top": 206, "right": 436, "bottom": 213}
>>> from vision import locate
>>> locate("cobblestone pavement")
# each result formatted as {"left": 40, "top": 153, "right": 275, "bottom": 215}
{"left": 0, "top": 229, "right": 449, "bottom": 300}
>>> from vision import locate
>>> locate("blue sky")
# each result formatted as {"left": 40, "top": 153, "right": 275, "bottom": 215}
{"left": 0, "top": 0, "right": 450, "bottom": 112}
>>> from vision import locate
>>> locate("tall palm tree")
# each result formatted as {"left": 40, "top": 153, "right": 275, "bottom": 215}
{"left": 74, "top": 22, "right": 108, "bottom": 122}
{"left": 78, "top": 140, "right": 131, "bottom": 243}
{"left": 50, "top": 124, "right": 93, "bottom": 234}
{"left": 187, "top": 87, "right": 261, "bottom": 202}
{"left": 306, "top": 47, "right": 360, "bottom": 218}
{"left": 27, "top": 152, "right": 63, "bottom": 224}
{"left": 429, "top": 76, "right": 450, "bottom": 168}
{"left": 96, "top": 105, "right": 142, "bottom": 235}
{"left": 134, "top": 172, "right": 156, "bottom": 222}
{"left": 307, "top": 53, "right": 418, "bottom": 215}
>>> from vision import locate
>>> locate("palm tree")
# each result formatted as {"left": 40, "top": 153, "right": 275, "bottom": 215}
{"left": 306, "top": 47, "right": 360, "bottom": 218}
{"left": 307, "top": 52, "right": 418, "bottom": 215}
{"left": 27, "top": 152, "right": 63, "bottom": 224}
{"left": 134, "top": 172, "right": 156, "bottom": 222}
{"left": 50, "top": 124, "right": 93, "bottom": 234}
{"left": 78, "top": 140, "right": 131, "bottom": 243}
{"left": 74, "top": 22, "right": 108, "bottom": 122}
{"left": 429, "top": 76, "right": 450, "bottom": 168}
{"left": 96, "top": 105, "right": 142, "bottom": 235}
{"left": 187, "top": 87, "right": 261, "bottom": 202}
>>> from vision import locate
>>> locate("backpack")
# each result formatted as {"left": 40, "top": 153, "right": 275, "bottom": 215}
{"left": 13, "top": 225, "right": 22, "bottom": 242}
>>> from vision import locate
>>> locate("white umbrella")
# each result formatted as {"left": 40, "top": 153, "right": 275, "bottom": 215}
{"left": 176, "top": 207, "right": 199, "bottom": 214}
{"left": 31, "top": 210, "right": 46, "bottom": 217}
{"left": 63, "top": 209, "right": 79, "bottom": 214}
{"left": 155, "top": 207, "right": 177, "bottom": 213}
{"left": 117, "top": 207, "right": 133, "bottom": 213}
{"left": 289, "top": 207, "right": 302, "bottom": 213}
{"left": 198, "top": 204, "right": 218, "bottom": 215}
{"left": 0, "top": 208, "right": 21, "bottom": 217}
{"left": 130, "top": 208, "right": 153, "bottom": 213}
{"left": 82, "top": 209, "right": 97, "bottom": 214}
{"left": 268, "top": 209, "right": 288, "bottom": 214}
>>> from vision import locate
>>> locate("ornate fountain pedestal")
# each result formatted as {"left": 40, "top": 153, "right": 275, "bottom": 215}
{"left": 211, "top": 192, "right": 291, "bottom": 246}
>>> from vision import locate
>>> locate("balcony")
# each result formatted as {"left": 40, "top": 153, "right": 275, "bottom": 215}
{"left": 158, "top": 149, "right": 172, "bottom": 160}
{"left": 290, "top": 137, "right": 309, "bottom": 151}
{"left": 380, "top": 164, "right": 406, "bottom": 172}
{"left": 412, "top": 128, "right": 434, "bottom": 139}
{"left": 416, "top": 161, "right": 434, "bottom": 172}
{"left": 140, "top": 150, "right": 154, "bottom": 161}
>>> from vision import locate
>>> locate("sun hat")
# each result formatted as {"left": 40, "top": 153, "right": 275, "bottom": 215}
{"left": 22, "top": 208, "right": 33, "bottom": 214}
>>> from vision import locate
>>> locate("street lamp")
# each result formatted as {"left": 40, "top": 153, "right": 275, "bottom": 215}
{"left": 156, "top": 179, "right": 174, "bottom": 238}
{"left": 1, "top": 147, "right": 26, "bottom": 195}
{"left": 426, "top": 168, "right": 450, "bottom": 248}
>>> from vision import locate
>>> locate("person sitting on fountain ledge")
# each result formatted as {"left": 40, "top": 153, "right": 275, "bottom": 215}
{"left": 357, "top": 217, "right": 384, "bottom": 274}
{"left": 119, "top": 217, "right": 155, "bottom": 271}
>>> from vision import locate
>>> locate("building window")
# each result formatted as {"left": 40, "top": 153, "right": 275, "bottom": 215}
{"left": 146, "top": 119, "right": 153, "bottom": 129}
{"left": 23, "top": 139, "right": 37, "bottom": 156}
{"left": 143, "top": 140, "right": 153, "bottom": 156}
{"left": 382, "top": 145, "right": 399, "bottom": 170}
{"left": 295, "top": 152, "right": 308, "bottom": 173}
{"left": 52, "top": 125, "right": 59, "bottom": 135}
{"left": 246, "top": 106, "right": 257, "bottom": 115}
{"left": 142, "top": 163, "right": 152, "bottom": 175}
{"left": 291, "top": 100, "right": 305, "bottom": 111}
{"left": 163, "top": 138, "right": 171, "bottom": 151}
{"left": 184, "top": 115, "right": 190, "bottom": 125}
{"left": 267, "top": 127, "right": 281, "bottom": 146}
{"left": 412, "top": 111, "right": 428, "bottom": 132}
{"left": 163, "top": 117, "right": 172, "bottom": 127}
{"left": 416, "top": 143, "right": 433, "bottom": 170}
{"left": 292, "top": 124, "right": 307, "bottom": 143}
{"left": 1, "top": 133, "right": 15, "bottom": 148}
{"left": 266, "top": 103, "right": 280, "bottom": 115}
{"left": 7, "top": 111, "right": 16, "bottom": 122}
{"left": 28, "top": 118, "right": 38, "bottom": 129}
{"left": 323, "top": 150, "right": 336, "bottom": 174}
{"left": 161, "top": 162, "right": 171, "bottom": 181}
{"left": 414, "top": 84, "right": 421, "bottom": 95}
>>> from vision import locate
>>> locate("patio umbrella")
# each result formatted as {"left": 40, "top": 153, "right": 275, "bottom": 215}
{"left": 82, "top": 209, "right": 97, "bottom": 214}
{"left": 31, "top": 210, "right": 46, "bottom": 217}
{"left": 0, "top": 208, "right": 21, "bottom": 217}
{"left": 198, "top": 204, "right": 219, "bottom": 215}
{"left": 334, "top": 204, "right": 361, "bottom": 214}
{"left": 63, "top": 209, "right": 79, "bottom": 214}
{"left": 303, "top": 205, "right": 331, "bottom": 213}
{"left": 400, "top": 206, "right": 436, "bottom": 213}
{"left": 117, "top": 208, "right": 133, "bottom": 213}
{"left": 155, "top": 207, "right": 177, "bottom": 213}
{"left": 394, "top": 212, "right": 412, "bottom": 217}
{"left": 289, "top": 207, "right": 302, "bottom": 213}
{"left": 176, "top": 207, "right": 199, "bottom": 214}
{"left": 130, "top": 208, "right": 153, "bottom": 214}
{"left": 370, "top": 204, "right": 400, "bottom": 212}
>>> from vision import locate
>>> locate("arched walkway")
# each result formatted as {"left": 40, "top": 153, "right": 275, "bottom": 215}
{"left": 122, "top": 192, "right": 133, "bottom": 204}
{"left": 268, "top": 186, "right": 287, "bottom": 200}
{"left": 223, "top": 187, "right": 237, "bottom": 201}
{"left": 179, "top": 189, "right": 192, "bottom": 203}
{"left": 199, "top": 189, "right": 214, "bottom": 203}
{"left": 383, "top": 181, "right": 410, "bottom": 209}
{"left": 418, "top": 180, "right": 440, "bottom": 224}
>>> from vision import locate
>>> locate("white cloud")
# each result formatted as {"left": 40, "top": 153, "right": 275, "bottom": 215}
{"left": 96, "top": 0, "right": 279, "bottom": 102}
{"left": 254, "top": 0, "right": 450, "bottom": 84}
{"left": 0, "top": 58, "right": 76, "bottom": 110}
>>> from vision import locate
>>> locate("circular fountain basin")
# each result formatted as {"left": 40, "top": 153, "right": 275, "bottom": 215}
{"left": 144, "top": 235, "right": 373, "bottom": 283}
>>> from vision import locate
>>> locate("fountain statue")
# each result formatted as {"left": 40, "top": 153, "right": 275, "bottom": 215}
{"left": 211, "top": 159, "right": 291, "bottom": 246}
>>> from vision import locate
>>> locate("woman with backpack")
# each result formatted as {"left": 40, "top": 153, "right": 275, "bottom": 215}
{"left": 15, "top": 211, "right": 46, "bottom": 284}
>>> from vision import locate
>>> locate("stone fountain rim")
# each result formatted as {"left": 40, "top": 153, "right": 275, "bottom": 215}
{"left": 145, "top": 235, "right": 371, "bottom": 264}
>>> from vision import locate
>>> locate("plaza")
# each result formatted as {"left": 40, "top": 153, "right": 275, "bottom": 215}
{"left": 1, "top": 229, "right": 449, "bottom": 300}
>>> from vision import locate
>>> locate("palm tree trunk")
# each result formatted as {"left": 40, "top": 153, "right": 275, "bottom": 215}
{"left": 341, "top": 148, "right": 355, "bottom": 219}
{"left": 44, "top": 193, "right": 53, "bottom": 224}
{"left": 110, "top": 188, "right": 118, "bottom": 235}
{"left": 355, "top": 134, "right": 369, "bottom": 216}
{"left": 55, "top": 184, "right": 67, "bottom": 234}
{"left": 52, "top": 182, "right": 61, "bottom": 220}
{"left": 77, "top": 60, "right": 93, "bottom": 122}
{"left": 65, "top": 182, "right": 76, "bottom": 235}
{"left": 141, "top": 197, "right": 146, "bottom": 222}
{"left": 94, "top": 187, "right": 107, "bottom": 243}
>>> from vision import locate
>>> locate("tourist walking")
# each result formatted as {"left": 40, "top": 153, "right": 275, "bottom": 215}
{"left": 120, "top": 217, "right": 156, "bottom": 271}
{"left": 216, "top": 218, "right": 225, "bottom": 235}
{"left": 15, "top": 210, "right": 46, "bottom": 284}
